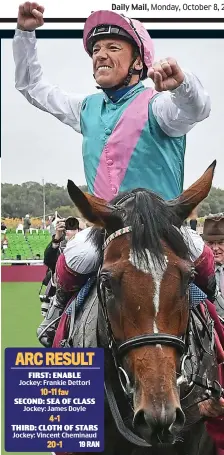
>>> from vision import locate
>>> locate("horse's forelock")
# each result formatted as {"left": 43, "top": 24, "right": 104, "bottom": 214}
{"left": 124, "top": 190, "right": 190, "bottom": 265}
{"left": 87, "top": 189, "right": 190, "bottom": 265}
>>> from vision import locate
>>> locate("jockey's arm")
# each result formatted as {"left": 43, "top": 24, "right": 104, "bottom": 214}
{"left": 13, "top": 29, "right": 85, "bottom": 132}
{"left": 152, "top": 71, "right": 211, "bottom": 137}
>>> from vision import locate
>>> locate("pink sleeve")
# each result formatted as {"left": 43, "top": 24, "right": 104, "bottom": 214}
{"left": 55, "top": 253, "right": 86, "bottom": 292}
{"left": 194, "top": 244, "right": 215, "bottom": 289}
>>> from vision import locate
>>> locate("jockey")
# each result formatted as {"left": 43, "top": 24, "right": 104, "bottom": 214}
{"left": 14, "top": 2, "right": 224, "bottom": 424}
{"left": 13, "top": 5, "right": 211, "bottom": 204}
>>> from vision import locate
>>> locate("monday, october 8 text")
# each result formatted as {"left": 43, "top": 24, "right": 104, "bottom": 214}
{"left": 111, "top": 3, "right": 224, "bottom": 12}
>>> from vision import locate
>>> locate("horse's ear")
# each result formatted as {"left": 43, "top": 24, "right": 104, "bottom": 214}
{"left": 169, "top": 160, "right": 216, "bottom": 224}
{"left": 67, "top": 180, "right": 123, "bottom": 229}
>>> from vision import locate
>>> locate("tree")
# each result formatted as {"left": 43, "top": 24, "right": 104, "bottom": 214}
{"left": 1, "top": 182, "right": 88, "bottom": 218}
{"left": 1, "top": 182, "right": 224, "bottom": 219}
{"left": 198, "top": 186, "right": 224, "bottom": 216}
{"left": 198, "top": 201, "right": 211, "bottom": 217}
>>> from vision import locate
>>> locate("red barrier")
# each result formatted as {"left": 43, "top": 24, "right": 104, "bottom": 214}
{"left": 1, "top": 265, "right": 47, "bottom": 282}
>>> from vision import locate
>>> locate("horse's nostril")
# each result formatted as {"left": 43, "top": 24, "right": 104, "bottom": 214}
{"left": 133, "top": 406, "right": 185, "bottom": 444}
{"left": 133, "top": 409, "right": 153, "bottom": 444}
{"left": 170, "top": 407, "right": 185, "bottom": 432}
{"left": 133, "top": 410, "right": 147, "bottom": 431}
{"left": 133, "top": 408, "right": 175, "bottom": 445}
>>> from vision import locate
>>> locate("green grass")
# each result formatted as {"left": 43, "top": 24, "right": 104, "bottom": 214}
{"left": 1, "top": 283, "right": 49, "bottom": 455}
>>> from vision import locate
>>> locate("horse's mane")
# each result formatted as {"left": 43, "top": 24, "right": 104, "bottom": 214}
{"left": 87, "top": 189, "right": 190, "bottom": 267}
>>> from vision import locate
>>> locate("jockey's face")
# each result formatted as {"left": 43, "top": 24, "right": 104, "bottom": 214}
{"left": 207, "top": 240, "right": 224, "bottom": 264}
{"left": 92, "top": 38, "right": 142, "bottom": 88}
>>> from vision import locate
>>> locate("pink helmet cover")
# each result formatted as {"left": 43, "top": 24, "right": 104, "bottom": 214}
{"left": 83, "top": 10, "right": 154, "bottom": 70}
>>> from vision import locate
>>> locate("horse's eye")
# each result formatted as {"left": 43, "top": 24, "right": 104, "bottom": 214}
{"left": 101, "top": 274, "right": 112, "bottom": 291}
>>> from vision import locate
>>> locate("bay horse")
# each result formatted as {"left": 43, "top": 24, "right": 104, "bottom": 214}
{"left": 64, "top": 161, "right": 222, "bottom": 455}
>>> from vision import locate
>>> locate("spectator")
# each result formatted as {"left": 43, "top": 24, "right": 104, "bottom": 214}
{"left": 1, "top": 235, "right": 8, "bottom": 254}
{"left": 190, "top": 218, "right": 197, "bottom": 231}
{"left": 44, "top": 217, "right": 80, "bottom": 274}
{"left": 202, "top": 213, "right": 224, "bottom": 319}
{"left": 23, "top": 214, "right": 31, "bottom": 234}
{"left": 189, "top": 207, "right": 198, "bottom": 231}
{"left": 1, "top": 221, "right": 7, "bottom": 233}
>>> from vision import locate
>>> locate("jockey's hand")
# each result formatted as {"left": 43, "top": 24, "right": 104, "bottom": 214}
{"left": 54, "top": 220, "right": 66, "bottom": 241}
{"left": 198, "top": 397, "right": 224, "bottom": 418}
{"left": 148, "top": 58, "right": 185, "bottom": 92}
{"left": 17, "top": 2, "right": 45, "bottom": 31}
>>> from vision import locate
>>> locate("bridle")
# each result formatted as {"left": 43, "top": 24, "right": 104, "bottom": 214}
{"left": 97, "top": 224, "right": 189, "bottom": 447}
{"left": 96, "top": 223, "right": 223, "bottom": 446}
{"left": 98, "top": 225, "right": 186, "bottom": 378}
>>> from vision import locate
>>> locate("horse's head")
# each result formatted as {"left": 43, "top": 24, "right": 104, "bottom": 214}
{"left": 67, "top": 161, "right": 216, "bottom": 445}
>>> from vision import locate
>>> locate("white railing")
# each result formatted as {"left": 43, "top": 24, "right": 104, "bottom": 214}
{"left": 1, "top": 260, "right": 44, "bottom": 265}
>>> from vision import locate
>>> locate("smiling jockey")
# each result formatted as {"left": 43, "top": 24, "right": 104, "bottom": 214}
{"left": 13, "top": 4, "right": 224, "bottom": 427}
{"left": 14, "top": 6, "right": 211, "bottom": 202}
